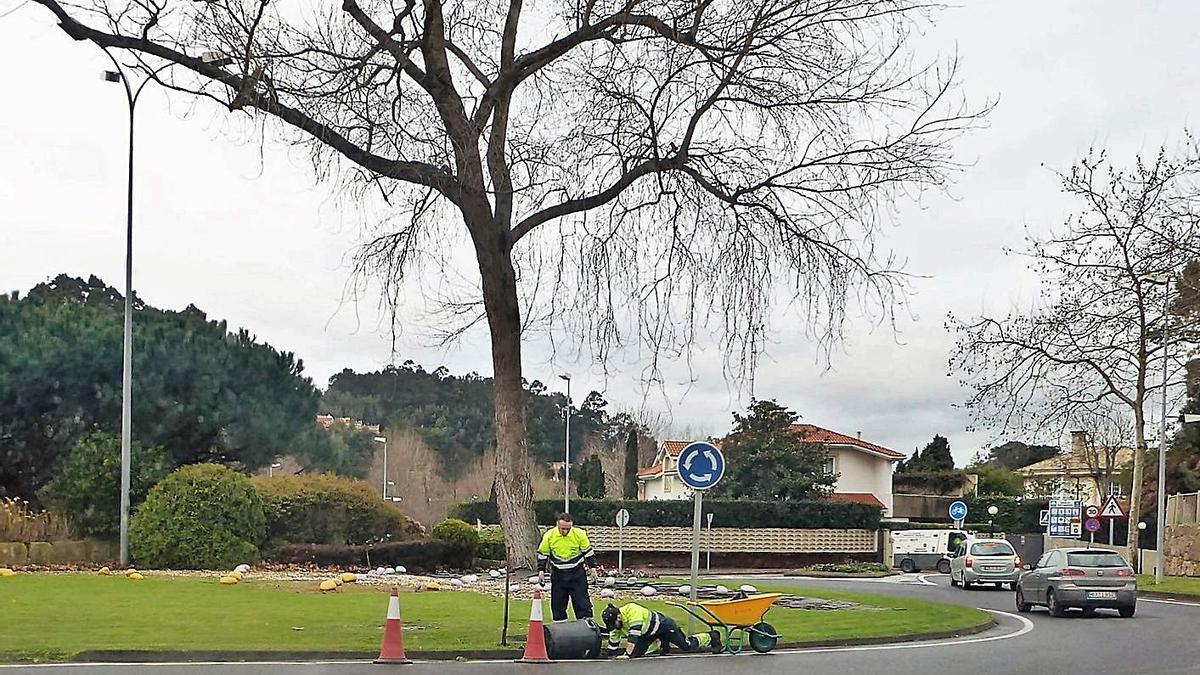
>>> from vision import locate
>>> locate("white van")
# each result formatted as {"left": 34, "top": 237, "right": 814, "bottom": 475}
{"left": 891, "top": 529, "right": 967, "bottom": 573}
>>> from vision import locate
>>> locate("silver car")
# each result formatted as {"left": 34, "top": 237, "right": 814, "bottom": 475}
{"left": 949, "top": 537, "right": 1021, "bottom": 590}
{"left": 1015, "top": 548, "right": 1137, "bottom": 617}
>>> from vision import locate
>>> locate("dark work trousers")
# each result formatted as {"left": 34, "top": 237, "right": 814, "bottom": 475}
{"left": 549, "top": 567, "right": 593, "bottom": 621}
{"left": 630, "top": 616, "right": 696, "bottom": 657}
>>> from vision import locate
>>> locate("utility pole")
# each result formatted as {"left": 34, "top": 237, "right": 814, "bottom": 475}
{"left": 558, "top": 374, "right": 571, "bottom": 513}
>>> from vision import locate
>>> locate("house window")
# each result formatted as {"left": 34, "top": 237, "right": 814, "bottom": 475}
{"left": 822, "top": 457, "right": 835, "bottom": 476}
{"left": 664, "top": 476, "right": 672, "bottom": 493}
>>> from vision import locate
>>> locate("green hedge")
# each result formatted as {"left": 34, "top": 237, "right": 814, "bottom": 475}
{"left": 252, "top": 473, "right": 424, "bottom": 547}
{"left": 478, "top": 527, "right": 506, "bottom": 561}
{"left": 430, "top": 518, "right": 479, "bottom": 569}
{"left": 130, "top": 464, "right": 266, "bottom": 570}
{"left": 963, "top": 496, "right": 1046, "bottom": 534}
{"left": 450, "top": 498, "right": 881, "bottom": 530}
{"left": 268, "top": 540, "right": 447, "bottom": 572}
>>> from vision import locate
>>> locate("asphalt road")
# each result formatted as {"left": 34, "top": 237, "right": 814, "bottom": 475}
{"left": 5, "top": 574, "right": 1199, "bottom": 675}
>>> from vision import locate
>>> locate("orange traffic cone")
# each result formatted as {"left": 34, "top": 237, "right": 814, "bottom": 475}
{"left": 375, "top": 586, "right": 413, "bottom": 664}
{"left": 515, "top": 587, "right": 553, "bottom": 663}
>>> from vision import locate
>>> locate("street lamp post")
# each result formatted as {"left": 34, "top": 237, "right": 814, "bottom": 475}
{"left": 375, "top": 436, "right": 389, "bottom": 499}
{"left": 987, "top": 505, "right": 999, "bottom": 536}
{"left": 558, "top": 374, "right": 571, "bottom": 514}
{"left": 269, "top": 462, "right": 282, "bottom": 477}
{"left": 102, "top": 51, "right": 233, "bottom": 566}
{"left": 1143, "top": 272, "right": 1173, "bottom": 585}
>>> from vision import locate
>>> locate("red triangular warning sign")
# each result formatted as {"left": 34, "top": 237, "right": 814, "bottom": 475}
{"left": 1099, "top": 495, "right": 1127, "bottom": 519}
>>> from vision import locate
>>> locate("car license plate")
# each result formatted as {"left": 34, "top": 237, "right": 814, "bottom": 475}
{"left": 1088, "top": 591, "right": 1117, "bottom": 599}
{"left": 983, "top": 566, "right": 1005, "bottom": 572}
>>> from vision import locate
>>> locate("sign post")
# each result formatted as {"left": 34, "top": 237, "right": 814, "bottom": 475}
{"left": 677, "top": 442, "right": 725, "bottom": 633}
{"left": 1098, "top": 495, "right": 1128, "bottom": 548}
{"left": 706, "top": 512, "right": 714, "bottom": 572}
{"left": 615, "top": 508, "right": 630, "bottom": 574}
{"left": 1048, "top": 499, "right": 1082, "bottom": 539}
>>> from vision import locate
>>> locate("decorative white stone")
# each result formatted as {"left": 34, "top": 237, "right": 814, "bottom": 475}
{"left": 600, "top": 588, "right": 616, "bottom": 599}
{"left": 489, "top": 570, "right": 502, "bottom": 579}
{"left": 604, "top": 577, "right": 616, "bottom": 588}
{"left": 640, "top": 586, "right": 657, "bottom": 597}
{"left": 384, "top": 567, "right": 396, "bottom": 575}
{"left": 450, "top": 578, "right": 464, "bottom": 587}
{"left": 715, "top": 585, "right": 730, "bottom": 594}
{"left": 509, "top": 584, "right": 522, "bottom": 593}
{"left": 395, "top": 566, "right": 407, "bottom": 574}
{"left": 739, "top": 585, "right": 758, "bottom": 594}
{"left": 678, "top": 585, "right": 691, "bottom": 595}
{"left": 461, "top": 574, "right": 479, "bottom": 584}
{"left": 528, "top": 576, "right": 541, "bottom": 584}
{"left": 234, "top": 564, "right": 251, "bottom": 574}
{"left": 627, "top": 577, "right": 638, "bottom": 585}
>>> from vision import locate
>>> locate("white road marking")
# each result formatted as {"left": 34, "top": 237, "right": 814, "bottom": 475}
{"left": 1143, "top": 597, "right": 1200, "bottom": 608}
{"left": 914, "top": 574, "right": 942, "bottom": 586}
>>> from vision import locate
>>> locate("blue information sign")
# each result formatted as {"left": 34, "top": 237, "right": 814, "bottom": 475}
{"left": 948, "top": 500, "right": 968, "bottom": 521}
{"left": 677, "top": 442, "right": 725, "bottom": 490}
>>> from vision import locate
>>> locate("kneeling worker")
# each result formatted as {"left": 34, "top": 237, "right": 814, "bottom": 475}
{"left": 601, "top": 603, "right": 721, "bottom": 658}
{"left": 537, "top": 512, "right": 597, "bottom": 621}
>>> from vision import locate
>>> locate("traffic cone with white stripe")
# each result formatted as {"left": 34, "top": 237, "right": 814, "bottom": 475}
{"left": 515, "top": 588, "right": 553, "bottom": 663}
{"left": 375, "top": 586, "right": 412, "bottom": 664}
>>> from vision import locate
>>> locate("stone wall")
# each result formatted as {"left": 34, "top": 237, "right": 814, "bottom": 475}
{"left": 1165, "top": 524, "right": 1200, "bottom": 577}
{"left": 0, "top": 539, "right": 116, "bottom": 566}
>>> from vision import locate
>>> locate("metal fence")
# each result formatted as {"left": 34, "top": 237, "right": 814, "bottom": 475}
{"left": 1166, "top": 492, "right": 1200, "bottom": 526}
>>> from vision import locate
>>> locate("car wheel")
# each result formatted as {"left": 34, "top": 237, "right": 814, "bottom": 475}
{"left": 1119, "top": 605, "right": 1136, "bottom": 618}
{"left": 1081, "top": 608, "right": 1096, "bottom": 617}
{"left": 900, "top": 559, "right": 916, "bottom": 573}
{"left": 1047, "top": 588, "right": 1066, "bottom": 617}
{"left": 950, "top": 573, "right": 959, "bottom": 587}
{"left": 1015, "top": 588, "right": 1032, "bottom": 613}
{"left": 995, "top": 583, "right": 1003, "bottom": 589}
{"left": 937, "top": 559, "right": 951, "bottom": 574}
{"left": 1009, "top": 582, "right": 1018, "bottom": 592}
{"left": 962, "top": 577, "right": 973, "bottom": 590}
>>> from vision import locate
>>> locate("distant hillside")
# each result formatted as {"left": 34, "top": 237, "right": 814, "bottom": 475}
{"left": 322, "top": 363, "right": 643, "bottom": 477}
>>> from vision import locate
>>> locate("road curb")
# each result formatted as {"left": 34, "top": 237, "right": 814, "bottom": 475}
{"left": 50, "top": 619, "right": 996, "bottom": 664}
{"left": 1139, "top": 590, "right": 1200, "bottom": 602}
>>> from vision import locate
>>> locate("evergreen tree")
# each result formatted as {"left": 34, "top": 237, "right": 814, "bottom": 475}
{"left": 623, "top": 428, "right": 640, "bottom": 499}
{"left": 710, "top": 399, "right": 836, "bottom": 501}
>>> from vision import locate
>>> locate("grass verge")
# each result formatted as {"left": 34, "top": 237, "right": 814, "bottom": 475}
{"left": 0, "top": 574, "right": 991, "bottom": 663}
{"left": 1137, "top": 574, "right": 1200, "bottom": 598}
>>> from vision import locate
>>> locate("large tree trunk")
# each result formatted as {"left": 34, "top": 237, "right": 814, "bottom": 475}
{"left": 476, "top": 225, "right": 539, "bottom": 570}
{"left": 1126, "top": 407, "right": 1146, "bottom": 557}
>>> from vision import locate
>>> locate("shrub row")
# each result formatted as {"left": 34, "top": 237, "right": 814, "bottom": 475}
{"left": 962, "top": 496, "right": 1046, "bottom": 534}
{"left": 252, "top": 473, "right": 424, "bottom": 548}
{"left": 268, "top": 540, "right": 449, "bottom": 573}
{"left": 451, "top": 498, "right": 881, "bottom": 530}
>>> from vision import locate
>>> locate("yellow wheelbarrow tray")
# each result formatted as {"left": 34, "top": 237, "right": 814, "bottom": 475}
{"left": 666, "top": 592, "right": 783, "bottom": 654}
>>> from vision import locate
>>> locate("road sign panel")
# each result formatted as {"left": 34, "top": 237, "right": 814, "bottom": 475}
{"left": 948, "top": 500, "right": 968, "bottom": 521}
{"left": 615, "top": 508, "right": 630, "bottom": 528}
{"left": 1085, "top": 504, "right": 1100, "bottom": 519}
{"left": 677, "top": 442, "right": 725, "bottom": 490}
{"left": 1099, "top": 495, "right": 1128, "bottom": 519}
{"left": 1049, "top": 499, "right": 1082, "bottom": 538}
{"left": 1039, "top": 509, "right": 1050, "bottom": 526}
{"left": 1085, "top": 518, "right": 1101, "bottom": 533}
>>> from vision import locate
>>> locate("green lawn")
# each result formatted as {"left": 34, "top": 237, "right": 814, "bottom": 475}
{"left": 0, "top": 574, "right": 991, "bottom": 663}
{"left": 1138, "top": 574, "right": 1200, "bottom": 597}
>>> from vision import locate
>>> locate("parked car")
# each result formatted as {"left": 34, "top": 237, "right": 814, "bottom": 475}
{"left": 949, "top": 537, "right": 1021, "bottom": 590}
{"left": 891, "top": 529, "right": 967, "bottom": 573}
{"left": 1015, "top": 548, "right": 1137, "bottom": 618}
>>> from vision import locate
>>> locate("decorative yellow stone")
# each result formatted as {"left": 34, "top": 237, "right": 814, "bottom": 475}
{"left": 341, "top": 573, "right": 357, "bottom": 583}
{"left": 124, "top": 569, "right": 138, "bottom": 577}
{"left": 98, "top": 567, "right": 111, "bottom": 576}
{"left": 424, "top": 581, "right": 441, "bottom": 591}
{"left": 0, "top": 568, "right": 16, "bottom": 577}
{"left": 220, "top": 576, "right": 239, "bottom": 585}
{"left": 319, "top": 579, "right": 338, "bottom": 592}
{"left": 333, "top": 576, "right": 344, "bottom": 586}
{"left": 228, "top": 570, "right": 244, "bottom": 581}
{"left": 128, "top": 572, "right": 145, "bottom": 580}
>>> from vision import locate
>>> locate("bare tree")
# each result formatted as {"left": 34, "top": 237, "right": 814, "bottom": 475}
{"left": 950, "top": 141, "right": 1200, "bottom": 554}
{"left": 31, "top": 0, "right": 984, "bottom": 567}
{"left": 1069, "top": 406, "right": 1134, "bottom": 502}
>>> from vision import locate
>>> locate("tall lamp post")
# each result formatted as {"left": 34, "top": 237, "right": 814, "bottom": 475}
{"left": 103, "top": 49, "right": 231, "bottom": 566}
{"left": 558, "top": 374, "right": 571, "bottom": 514}
{"left": 1142, "top": 272, "right": 1173, "bottom": 585}
{"left": 375, "top": 436, "right": 389, "bottom": 499}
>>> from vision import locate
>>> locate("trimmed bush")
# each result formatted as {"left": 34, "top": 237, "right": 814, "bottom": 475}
{"left": 451, "top": 498, "right": 881, "bottom": 530}
{"left": 477, "top": 527, "right": 506, "bottom": 562}
{"left": 252, "top": 473, "right": 424, "bottom": 547}
{"left": 268, "top": 539, "right": 447, "bottom": 573}
{"left": 963, "top": 496, "right": 1046, "bottom": 534}
{"left": 430, "top": 518, "right": 479, "bottom": 569}
{"left": 130, "top": 464, "right": 266, "bottom": 569}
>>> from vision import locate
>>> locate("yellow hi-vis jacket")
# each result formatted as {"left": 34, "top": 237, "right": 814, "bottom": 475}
{"left": 606, "top": 603, "right": 659, "bottom": 649}
{"left": 537, "top": 526, "right": 596, "bottom": 573}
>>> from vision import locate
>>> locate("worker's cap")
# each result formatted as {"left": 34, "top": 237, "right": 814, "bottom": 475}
{"left": 602, "top": 604, "right": 620, "bottom": 629}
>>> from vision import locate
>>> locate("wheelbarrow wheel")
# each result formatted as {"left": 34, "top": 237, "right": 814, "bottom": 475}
{"left": 748, "top": 622, "right": 778, "bottom": 653}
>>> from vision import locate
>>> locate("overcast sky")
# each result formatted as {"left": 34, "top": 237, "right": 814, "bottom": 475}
{"left": 2, "top": 1, "right": 1196, "bottom": 465}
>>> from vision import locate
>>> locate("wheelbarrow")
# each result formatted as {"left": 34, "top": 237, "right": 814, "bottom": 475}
{"left": 666, "top": 592, "right": 783, "bottom": 654}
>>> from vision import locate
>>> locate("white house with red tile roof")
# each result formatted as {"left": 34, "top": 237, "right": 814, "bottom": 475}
{"left": 636, "top": 425, "right": 902, "bottom": 514}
